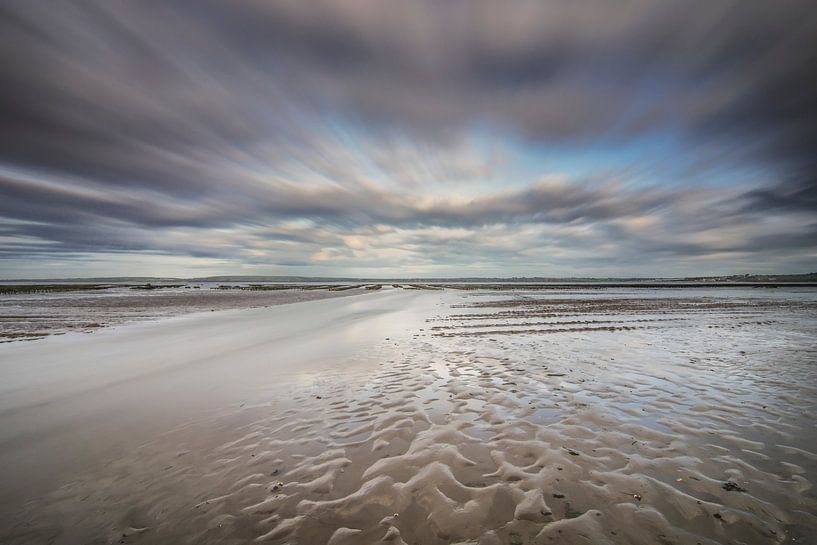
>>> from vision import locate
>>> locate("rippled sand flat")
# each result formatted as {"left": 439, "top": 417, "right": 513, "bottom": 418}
{"left": 1, "top": 287, "right": 816, "bottom": 544}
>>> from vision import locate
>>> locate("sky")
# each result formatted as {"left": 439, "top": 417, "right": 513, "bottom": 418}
{"left": 1, "top": 1, "right": 816, "bottom": 279}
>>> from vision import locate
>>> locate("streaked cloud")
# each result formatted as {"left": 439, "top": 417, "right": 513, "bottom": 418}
{"left": 1, "top": 0, "right": 815, "bottom": 277}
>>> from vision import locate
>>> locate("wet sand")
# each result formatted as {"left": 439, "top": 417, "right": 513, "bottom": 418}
{"left": 1, "top": 287, "right": 816, "bottom": 544}
{"left": 0, "top": 284, "right": 372, "bottom": 342}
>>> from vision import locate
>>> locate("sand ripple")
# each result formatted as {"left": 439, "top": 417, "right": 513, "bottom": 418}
{"left": 6, "top": 290, "right": 817, "bottom": 544}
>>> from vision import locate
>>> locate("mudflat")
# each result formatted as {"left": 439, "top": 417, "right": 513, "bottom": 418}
{"left": 1, "top": 286, "right": 815, "bottom": 544}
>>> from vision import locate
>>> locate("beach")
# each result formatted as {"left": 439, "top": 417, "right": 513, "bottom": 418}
{"left": 1, "top": 286, "right": 816, "bottom": 544}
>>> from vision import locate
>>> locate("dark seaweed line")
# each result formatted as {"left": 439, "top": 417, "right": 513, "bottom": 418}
{"left": 431, "top": 317, "right": 686, "bottom": 330}
{"left": 433, "top": 324, "right": 658, "bottom": 337}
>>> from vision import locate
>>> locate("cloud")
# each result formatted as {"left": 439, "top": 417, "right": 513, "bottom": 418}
{"left": 2, "top": 161, "right": 814, "bottom": 275}
{"left": 0, "top": 0, "right": 816, "bottom": 276}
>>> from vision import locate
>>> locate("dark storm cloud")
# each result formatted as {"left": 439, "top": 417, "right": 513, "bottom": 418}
{"left": 1, "top": 0, "right": 816, "bottom": 273}
{"left": 3, "top": 1, "right": 816, "bottom": 182}
{"left": 177, "top": 0, "right": 817, "bottom": 172}
{"left": 737, "top": 182, "right": 817, "bottom": 214}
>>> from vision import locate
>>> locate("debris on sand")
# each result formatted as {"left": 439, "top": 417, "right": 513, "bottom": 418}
{"left": 722, "top": 481, "right": 746, "bottom": 492}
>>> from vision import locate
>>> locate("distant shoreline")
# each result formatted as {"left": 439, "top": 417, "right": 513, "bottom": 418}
{"left": 2, "top": 280, "right": 817, "bottom": 291}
